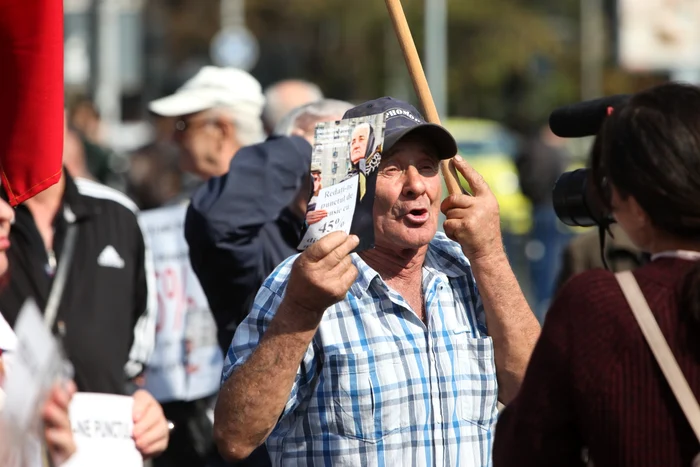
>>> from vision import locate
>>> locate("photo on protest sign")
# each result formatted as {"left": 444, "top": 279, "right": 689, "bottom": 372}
{"left": 298, "top": 113, "right": 386, "bottom": 252}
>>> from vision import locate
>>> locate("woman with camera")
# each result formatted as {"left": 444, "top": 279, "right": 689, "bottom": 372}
{"left": 493, "top": 82, "right": 700, "bottom": 466}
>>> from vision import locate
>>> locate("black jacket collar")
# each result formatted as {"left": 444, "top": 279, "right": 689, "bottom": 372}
{"left": 62, "top": 170, "right": 99, "bottom": 220}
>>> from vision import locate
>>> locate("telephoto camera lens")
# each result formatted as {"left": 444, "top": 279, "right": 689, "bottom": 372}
{"left": 552, "top": 168, "right": 613, "bottom": 227}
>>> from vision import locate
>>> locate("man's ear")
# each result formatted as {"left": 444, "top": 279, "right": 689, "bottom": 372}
{"left": 218, "top": 119, "right": 237, "bottom": 143}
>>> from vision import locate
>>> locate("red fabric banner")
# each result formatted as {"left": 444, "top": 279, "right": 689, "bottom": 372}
{"left": 0, "top": 0, "right": 64, "bottom": 206}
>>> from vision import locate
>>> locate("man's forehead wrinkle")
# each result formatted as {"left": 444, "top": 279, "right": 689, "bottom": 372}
{"left": 387, "top": 139, "right": 439, "bottom": 158}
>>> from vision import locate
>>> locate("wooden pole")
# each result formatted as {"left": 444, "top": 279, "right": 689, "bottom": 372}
{"left": 384, "top": 0, "right": 462, "bottom": 195}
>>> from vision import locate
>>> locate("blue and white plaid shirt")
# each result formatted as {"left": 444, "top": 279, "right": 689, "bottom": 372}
{"left": 223, "top": 232, "right": 499, "bottom": 466}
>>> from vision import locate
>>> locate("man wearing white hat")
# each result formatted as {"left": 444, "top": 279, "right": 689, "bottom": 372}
{"left": 149, "top": 66, "right": 266, "bottom": 181}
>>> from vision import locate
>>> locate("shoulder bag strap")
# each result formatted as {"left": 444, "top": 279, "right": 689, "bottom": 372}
{"left": 43, "top": 207, "right": 78, "bottom": 331}
{"left": 615, "top": 270, "right": 700, "bottom": 442}
{"left": 41, "top": 208, "right": 79, "bottom": 467}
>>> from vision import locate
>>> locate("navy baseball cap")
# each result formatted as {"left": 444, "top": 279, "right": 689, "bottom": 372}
{"left": 342, "top": 97, "right": 458, "bottom": 160}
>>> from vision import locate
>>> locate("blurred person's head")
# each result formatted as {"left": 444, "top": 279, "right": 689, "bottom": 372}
{"left": 539, "top": 124, "right": 567, "bottom": 148}
{"left": 63, "top": 128, "right": 92, "bottom": 180}
{"left": 310, "top": 164, "right": 322, "bottom": 196}
{"left": 274, "top": 99, "right": 353, "bottom": 145}
{"left": 68, "top": 97, "right": 102, "bottom": 144}
{"left": 127, "top": 148, "right": 182, "bottom": 210}
{"left": 152, "top": 115, "right": 177, "bottom": 143}
{"left": 263, "top": 80, "right": 324, "bottom": 135}
{"left": 276, "top": 100, "right": 352, "bottom": 218}
{"left": 591, "top": 82, "right": 700, "bottom": 321}
{"left": 350, "top": 123, "right": 372, "bottom": 165}
{"left": 148, "top": 66, "right": 265, "bottom": 180}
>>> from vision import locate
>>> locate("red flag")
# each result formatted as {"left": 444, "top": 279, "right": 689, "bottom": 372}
{"left": 0, "top": 0, "right": 64, "bottom": 206}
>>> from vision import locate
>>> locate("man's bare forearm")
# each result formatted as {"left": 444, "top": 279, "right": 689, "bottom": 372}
{"left": 470, "top": 250, "right": 541, "bottom": 404}
{"left": 214, "top": 300, "right": 321, "bottom": 461}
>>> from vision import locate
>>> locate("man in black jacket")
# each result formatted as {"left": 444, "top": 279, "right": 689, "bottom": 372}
{"left": 184, "top": 99, "right": 350, "bottom": 467}
{"left": 0, "top": 170, "right": 156, "bottom": 394}
{"left": 185, "top": 136, "right": 313, "bottom": 353}
{"left": 185, "top": 99, "right": 351, "bottom": 353}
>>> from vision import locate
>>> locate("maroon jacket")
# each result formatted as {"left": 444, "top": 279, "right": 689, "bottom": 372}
{"left": 493, "top": 258, "right": 700, "bottom": 467}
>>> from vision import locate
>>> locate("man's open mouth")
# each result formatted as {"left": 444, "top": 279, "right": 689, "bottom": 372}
{"left": 404, "top": 208, "right": 429, "bottom": 224}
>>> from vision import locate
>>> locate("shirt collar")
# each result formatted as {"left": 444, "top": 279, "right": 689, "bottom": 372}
{"left": 349, "top": 233, "right": 472, "bottom": 296}
{"left": 423, "top": 234, "right": 473, "bottom": 278}
{"left": 350, "top": 253, "right": 382, "bottom": 296}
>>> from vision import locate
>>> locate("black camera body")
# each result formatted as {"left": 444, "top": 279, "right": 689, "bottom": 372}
{"left": 549, "top": 94, "right": 630, "bottom": 228}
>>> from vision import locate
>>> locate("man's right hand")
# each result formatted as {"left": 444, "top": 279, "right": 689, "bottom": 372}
{"left": 286, "top": 232, "right": 359, "bottom": 318}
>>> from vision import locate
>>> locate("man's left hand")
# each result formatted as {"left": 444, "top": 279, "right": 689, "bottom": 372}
{"left": 441, "top": 155, "right": 503, "bottom": 261}
{"left": 132, "top": 389, "right": 169, "bottom": 459}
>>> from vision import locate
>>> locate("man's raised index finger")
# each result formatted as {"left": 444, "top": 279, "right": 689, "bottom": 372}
{"left": 451, "top": 155, "right": 489, "bottom": 196}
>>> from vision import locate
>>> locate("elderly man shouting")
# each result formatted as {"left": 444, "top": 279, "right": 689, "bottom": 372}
{"left": 213, "top": 98, "right": 540, "bottom": 466}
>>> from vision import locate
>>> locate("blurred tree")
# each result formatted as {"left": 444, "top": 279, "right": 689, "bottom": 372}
{"left": 246, "top": 0, "right": 568, "bottom": 123}
{"left": 150, "top": 0, "right": 662, "bottom": 130}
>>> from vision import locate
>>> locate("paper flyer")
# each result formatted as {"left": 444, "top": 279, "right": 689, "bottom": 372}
{"left": 69, "top": 392, "right": 143, "bottom": 467}
{"left": 1, "top": 300, "right": 61, "bottom": 435}
{"left": 0, "top": 300, "right": 64, "bottom": 467}
{"left": 298, "top": 113, "right": 386, "bottom": 251}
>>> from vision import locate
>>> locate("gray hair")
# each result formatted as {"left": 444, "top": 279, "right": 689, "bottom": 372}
{"left": 274, "top": 99, "right": 354, "bottom": 137}
{"left": 210, "top": 105, "right": 265, "bottom": 147}
{"left": 263, "top": 80, "right": 324, "bottom": 131}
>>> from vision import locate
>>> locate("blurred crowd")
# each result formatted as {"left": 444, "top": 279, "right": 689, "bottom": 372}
{"left": 4, "top": 58, "right": 700, "bottom": 467}
{"left": 64, "top": 74, "right": 615, "bottom": 316}
{"left": 43, "top": 69, "right": 642, "bottom": 467}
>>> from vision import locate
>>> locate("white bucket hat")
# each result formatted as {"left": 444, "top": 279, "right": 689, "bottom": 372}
{"left": 149, "top": 66, "right": 265, "bottom": 118}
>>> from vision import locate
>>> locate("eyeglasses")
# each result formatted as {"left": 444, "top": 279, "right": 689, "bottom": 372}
{"left": 174, "top": 118, "right": 217, "bottom": 133}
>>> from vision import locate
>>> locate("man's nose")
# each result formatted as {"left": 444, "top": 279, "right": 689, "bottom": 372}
{"left": 401, "top": 166, "right": 426, "bottom": 198}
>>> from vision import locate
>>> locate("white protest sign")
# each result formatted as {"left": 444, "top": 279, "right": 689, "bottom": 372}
{"left": 298, "top": 175, "right": 358, "bottom": 249}
{"left": 1, "top": 300, "right": 61, "bottom": 435}
{"left": 138, "top": 204, "right": 223, "bottom": 403}
{"left": 69, "top": 392, "right": 142, "bottom": 467}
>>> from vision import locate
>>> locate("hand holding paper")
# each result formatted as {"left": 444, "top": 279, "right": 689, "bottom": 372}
{"left": 42, "top": 380, "right": 77, "bottom": 465}
{"left": 287, "top": 232, "right": 359, "bottom": 318}
{"left": 132, "top": 390, "right": 169, "bottom": 459}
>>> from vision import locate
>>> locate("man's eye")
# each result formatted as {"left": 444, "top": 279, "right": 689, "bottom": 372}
{"left": 419, "top": 164, "right": 438, "bottom": 175}
{"left": 382, "top": 166, "right": 401, "bottom": 176}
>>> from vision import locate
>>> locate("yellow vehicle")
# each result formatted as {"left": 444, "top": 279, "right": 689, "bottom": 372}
{"left": 443, "top": 118, "right": 532, "bottom": 235}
